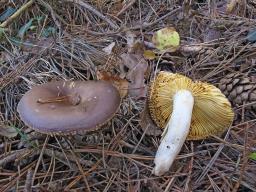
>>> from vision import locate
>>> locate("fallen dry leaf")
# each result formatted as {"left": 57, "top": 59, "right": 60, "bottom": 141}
{"left": 226, "top": 0, "right": 238, "bottom": 14}
{"left": 108, "top": 1, "right": 123, "bottom": 15}
{"left": 140, "top": 103, "right": 162, "bottom": 136}
{"left": 102, "top": 42, "right": 116, "bottom": 55}
{"left": 203, "top": 27, "right": 221, "bottom": 42}
{"left": 126, "top": 31, "right": 137, "bottom": 53}
{"left": 97, "top": 71, "right": 128, "bottom": 98}
{"left": 126, "top": 31, "right": 145, "bottom": 54}
{"left": 143, "top": 50, "right": 156, "bottom": 60}
{"left": 0, "top": 125, "right": 18, "bottom": 138}
{"left": 130, "top": 41, "right": 145, "bottom": 55}
{"left": 120, "top": 53, "right": 148, "bottom": 98}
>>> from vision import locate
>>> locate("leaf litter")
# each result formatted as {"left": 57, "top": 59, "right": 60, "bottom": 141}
{"left": 0, "top": 1, "right": 256, "bottom": 191}
{"left": 120, "top": 53, "right": 148, "bottom": 98}
{"left": 96, "top": 70, "right": 129, "bottom": 98}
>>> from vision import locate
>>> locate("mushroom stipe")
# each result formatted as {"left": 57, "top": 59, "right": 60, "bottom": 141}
{"left": 148, "top": 72, "right": 234, "bottom": 140}
{"left": 17, "top": 80, "right": 121, "bottom": 136}
{"left": 148, "top": 72, "right": 234, "bottom": 176}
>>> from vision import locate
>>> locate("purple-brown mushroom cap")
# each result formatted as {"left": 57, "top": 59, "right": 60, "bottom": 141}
{"left": 17, "top": 80, "right": 121, "bottom": 135}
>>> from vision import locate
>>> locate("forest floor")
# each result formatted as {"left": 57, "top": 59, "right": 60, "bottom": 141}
{"left": 1, "top": 0, "right": 256, "bottom": 191}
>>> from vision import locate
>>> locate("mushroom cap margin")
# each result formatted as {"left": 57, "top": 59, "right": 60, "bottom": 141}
{"left": 17, "top": 80, "right": 121, "bottom": 135}
{"left": 148, "top": 71, "right": 234, "bottom": 140}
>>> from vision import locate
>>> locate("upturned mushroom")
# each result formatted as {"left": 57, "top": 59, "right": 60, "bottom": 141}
{"left": 148, "top": 72, "right": 234, "bottom": 176}
{"left": 17, "top": 80, "right": 121, "bottom": 135}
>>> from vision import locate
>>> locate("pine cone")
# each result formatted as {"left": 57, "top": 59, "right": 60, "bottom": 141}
{"left": 219, "top": 73, "right": 256, "bottom": 111}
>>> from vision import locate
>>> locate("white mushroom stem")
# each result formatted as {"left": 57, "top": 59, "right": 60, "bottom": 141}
{"left": 153, "top": 90, "right": 194, "bottom": 176}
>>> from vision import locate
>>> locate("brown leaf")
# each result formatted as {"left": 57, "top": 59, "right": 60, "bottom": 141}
{"left": 226, "top": 0, "right": 246, "bottom": 16}
{"left": 126, "top": 31, "right": 145, "bottom": 54}
{"left": 203, "top": 28, "right": 221, "bottom": 42}
{"left": 226, "top": 0, "right": 238, "bottom": 14}
{"left": 0, "top": 125, "right": 18, "bottom": 138}
{"left": 120, "top": 53, "right": 148, "bottom": 98}
{"left": 108, "top": 1, "right": 123, "bottom": 15}
{"left": 143, "top": 50, "right": 156, "bottom": 60}
{"left": 130, "top": 41, "right": 145, "bottom": 55}
{"left": 126, "top": 31, "right": 137, "bottom": 53}
{"left": 97, "top": 71, "right": 128, "bottom": 98}
{"left": 140, "top": 104, "right": 162, "bottom": 136}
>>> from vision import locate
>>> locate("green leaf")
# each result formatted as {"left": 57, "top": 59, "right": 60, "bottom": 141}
{"left": 17, "top": 16, "right": 44, "bottom": 39}
{"left": 0, "top": 7, "right": 16, "bottom": 22}
{"left": 249, "top": 152, "right": 256, "bottom": 160}
{"left": 0, "top": 27, "right": 5, "bottom": 40}
{"left": 13, "top": 126, "right": 38, "bottom": 148}
{"left": 18, "top": 18, "right": 34, "bottom": 38}
{"left": 41, "top": 26, "right": 56, "bottom": 37}
{"left": 152, "top": 27, "right": 180, "bottom": 52}
{"left": 8, "top": 37, "right": 23, "bottom": 46}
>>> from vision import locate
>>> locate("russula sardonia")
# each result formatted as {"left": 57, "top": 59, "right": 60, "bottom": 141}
{"left": 17, "top": 80, "right": 120, "bottom": 135}
{"left": 148, "top": 72, "right": 234, "bottom": 176}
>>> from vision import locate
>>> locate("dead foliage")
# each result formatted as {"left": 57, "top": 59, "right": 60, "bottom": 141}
{"left": 0, "top": 0, "right": 256, "bottom": 191}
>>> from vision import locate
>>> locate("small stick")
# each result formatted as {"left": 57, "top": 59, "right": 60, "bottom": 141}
{"left": 31, "top": 135, "right": 49, "bottom": 187}
{"left": 0, "top": 0, "right": 34, "bottom": 28}
{"left": 37, "top": 94, "right": 81, "bottom": 105}
{"left": 24, "top": 169, "right": 33, "bottom": 192}
{"left": 116, "top": 0, "right": 136, "bottom": 17}
{"left": 64, "top": 0, "right": 118, "bottom": 29}
{"left": 37, "top": 95, "right": 70, "bottom": 104}
{"left": 0, "top": 148, "right": 32, "bottom": 167}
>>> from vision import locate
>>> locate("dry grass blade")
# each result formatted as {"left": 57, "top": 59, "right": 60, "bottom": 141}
{"left": 0, "top": 0, "right": 34, "bottom": 28}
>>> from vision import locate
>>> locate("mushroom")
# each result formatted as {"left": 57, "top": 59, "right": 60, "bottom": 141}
{"left": 148, "top": 72, "right": 234, "bottom": 176}
{"left": 17, "top": 80, "right": 121, "bottom": 135}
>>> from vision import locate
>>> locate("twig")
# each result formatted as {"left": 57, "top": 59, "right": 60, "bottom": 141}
{"left": 79, "top": 6, "right": 181, "bottom": 36}
{"left": 37, "top": 0, "right": 62, "bottom": 31}
{"left": 31, "top": 135, "right": 49, "bottom": 186}
{"left": 0, "top": 148, "right": 32, "bottom": 167}
{"left": 75, "top": 147, "right": 211, "bottom": 161}
{"left": 163, "top": 167, "right": 183, "bottom": 192}
{"left": 0, "top": 162, "right": 36, "bottom": 192}
{"left": 184, "top": 142, "right": 194, "bottom": 191}
{"left": 24, "top": 169, "right": 33, "bottom": 192}
{"left": 128, "top": 6, "right": 181, "bottom": 31}
{"left": 43, "top": 148, "right": 94, "bottom": 167}
{"left": 64, "top": 0, "right": 118, "bottom": 30}
{"left": 0, "top": 47, "right": 51, "bottom": 90}
{"left": 66, "top": 139, "right": 91, "bottom": 192}
{"left": 0, "top": 0, "right": 34, "bottom": 28}
{"left": 64, "top": 160, "right": 101, "bottom": 191}
{"left": 232, "top": 123, "right": 249, "bottom": 192}
{"left": 195, "top": 126, "right": 232, "bottom": 183}
{"left": 116, "top": 0, "right": 137, "bottom": 17}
